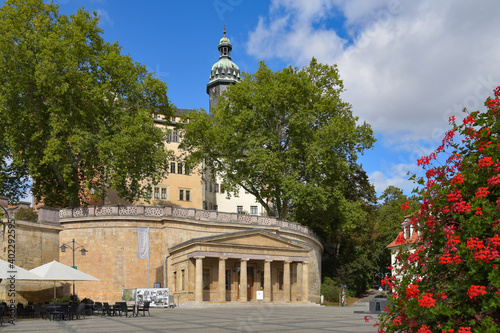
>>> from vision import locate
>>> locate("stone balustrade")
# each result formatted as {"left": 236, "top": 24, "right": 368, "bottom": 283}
{"left": 59, "top": 205, "right": 319, "bottom": 241}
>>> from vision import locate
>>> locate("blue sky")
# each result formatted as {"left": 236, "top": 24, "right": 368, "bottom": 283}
{"left": 13, "top": 0, "right": 500, "bottom": 200}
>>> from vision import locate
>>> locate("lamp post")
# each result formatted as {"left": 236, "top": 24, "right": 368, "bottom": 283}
{"left": 60, "top": 239, "right": 88, "bottom": 297}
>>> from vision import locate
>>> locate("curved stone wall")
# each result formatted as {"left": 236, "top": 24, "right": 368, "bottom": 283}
{"left": 59, "top": 205, "right": 323, "bottom": 303}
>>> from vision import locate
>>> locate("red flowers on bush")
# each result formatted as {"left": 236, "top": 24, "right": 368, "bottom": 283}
{"left": 466, "top": 285, "right": 487, "bottom": 299}
{"left": 378, "top": 86, "right": 500, "bottom": 332}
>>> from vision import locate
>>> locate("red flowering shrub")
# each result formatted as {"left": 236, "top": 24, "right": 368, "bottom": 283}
{"left": 378, "top": 86, "right": 500, "bottom": 332}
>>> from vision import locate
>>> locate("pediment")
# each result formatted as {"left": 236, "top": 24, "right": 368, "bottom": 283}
{"left": 201, "top": 230, "right": 310, "bottom": 251}
{"left": 169, "top": 229, "right": 311, "bottom": 254}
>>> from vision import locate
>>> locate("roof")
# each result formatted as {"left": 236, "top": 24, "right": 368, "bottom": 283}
{"left": 386, "top": 229, "right": 420, "bottom": 249}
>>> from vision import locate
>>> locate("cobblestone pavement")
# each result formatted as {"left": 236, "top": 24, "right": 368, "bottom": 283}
{"left": 0, "top": 303, "right": 380, "bottom": 333}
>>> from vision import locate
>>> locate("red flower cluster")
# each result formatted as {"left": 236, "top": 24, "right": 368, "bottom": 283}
{"left": 478, "top": 156, "right": 493, "bottom": 168}
{"left": 418, "top": 324, "right": 432, "bottom": 333}
{"left": 463, "top": 115, "right": 475, "bottom": 125}
{"left": 381, "top": 276, "right": 394, "bottom": 289}
{"left": 458, "top": 327, "right": 471, "bottom": 333}
{"left": 447, "top": 189, "right": 462, "bottom": 202}
{"left": 418, "top": 293, "right": 435, "bottom": 308}
{"left": 401, "top": 202, "right": 409, "bottom": 211}
{"left": 467, "top": 285, "right": 487, "bottom": 299}
{"left": 405, "top": 284, "right": 419, "bottom": 299}
{"left": 487, "top": 174, "right": 500, "bottom": 186}
{"left": 451, "top": 200, "right": 471, "bottom": 214}
{"left": 478, "top": 141, "right": 493, "bottom": 152}
{"left": 475, "top": 187, "right": 490, "bottom": 199}
{"left": 418, "top": 155, "right": 432, "bottom": 166}
{"left": 489, "top": 234, "right": 500, "bottom": 247}
{"left": 439, "top": 253, "right": 461, "bottom": 265}
{"left": 475, "top": 207, "right": 483, "bottom": 215}
{"left": 450, "top": 174, "right": 465, "bottom": 185}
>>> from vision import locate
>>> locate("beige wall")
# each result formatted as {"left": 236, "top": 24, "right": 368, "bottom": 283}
{"left": 58, "top": 208, "right": 322, "bottom": 304}
{"left": 0, "top": 215, "right": 62, "bottom": 304}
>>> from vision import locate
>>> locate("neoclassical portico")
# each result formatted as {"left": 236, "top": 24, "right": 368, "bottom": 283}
{"left": 168, "top": 229, "right": 312, "bottom": 303}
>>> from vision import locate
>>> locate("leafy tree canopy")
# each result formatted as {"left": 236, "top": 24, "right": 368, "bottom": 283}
{"left": 181, "top": 58, "right": 375, "bottom": 224}
{"left": 0, "top": 0, "right": 174, "bottom": 207}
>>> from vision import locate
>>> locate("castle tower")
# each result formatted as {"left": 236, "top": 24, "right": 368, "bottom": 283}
{"left": 207, "top": 27, "right": 241, "bottom": 112}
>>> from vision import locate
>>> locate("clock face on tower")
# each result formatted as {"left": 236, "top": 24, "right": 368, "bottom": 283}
{"left": 209, "top": 86, "right": 219, "bottom": 99}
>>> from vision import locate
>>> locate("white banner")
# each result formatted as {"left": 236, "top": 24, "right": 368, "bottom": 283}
{"left": 137, "top": 227, "right": 149, "bottom": 259}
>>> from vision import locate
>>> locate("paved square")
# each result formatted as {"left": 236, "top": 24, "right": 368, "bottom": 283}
{"left": 0, "top": 303, "right": 380, "bottom": 332}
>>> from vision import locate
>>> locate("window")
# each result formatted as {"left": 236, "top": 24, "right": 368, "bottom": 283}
{"left": 203, "top": 269, "right": 210, "bottom": 290}
{"left": 173, "top": 271, "right": 177, "bottom": 292}
{"left": 225, "top": 269, "right": 231, "bottom": 290}
{"left": 185, "top": 190, "right": 190, "bottom": 201}
{"left": 209, "top": 183, "right": 212, "bottom": 192}
{"left": 278, "top": 270, "right": 284, "bottom": 290}
{"left": 237, "top": 206, "right": 243, "bottom": 214}
{"left": 181, "top": 269, "right": 185, "bottom": 291}
{"left": 170, "top": 162, "right": 176, "bottom": 174}
{"left": 203, "top": 201, "right": 207, "bottom": 210}
{"left": 214, "top": 184, "right": 219, "bottom": 193}
{"left": 250, "top": 206, "right": 258, "bottom": 215}
{"left": 161, "top": 188, "right": 167, "bottom": 200}
{"left": 172, "top": 129, "right": 178, "bottom": 142}
{"left": 154, "top": 187, "right": 160, "bottom": 199}
{"left": 214, "top": 205, "right": 218, "bottom": 211}
{"left": 177, "top": 163, "right": 183, "bottom": 175}
{"left": 261, "top": 270, "right": 264, "bottom": 289}
{"left": 179, "top": 189, "right": 184, "bottom": 201}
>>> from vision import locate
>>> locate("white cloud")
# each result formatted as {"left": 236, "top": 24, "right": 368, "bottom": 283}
{"left": 369, "top": 163, "right": 419, "bottom": 195}
{"left": 96, "top": 9, "right": 113, "bottom": 27}
{"left": 246, "top": 0, "right": 500, "bottom": 141}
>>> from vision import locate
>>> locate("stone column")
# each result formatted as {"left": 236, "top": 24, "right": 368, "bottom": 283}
{"left": 195, "top": 256, "right": 204, "bottom": 303}
{"left": 302, "top": 262, "right": 309, "bottom": 303}
{"left": 264, "top": 259, "right": 272, "bottom": 302}
{"left": 284, "top": 261, "right": 291, "bottom": 302}
{"left": 218, "top": 257, "right": 227, "bottom": 302}
{"left": 240, "top": 258, "right": 248, "bottom": 302}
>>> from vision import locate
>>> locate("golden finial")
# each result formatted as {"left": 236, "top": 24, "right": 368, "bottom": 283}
{"left": 223, "top": 25, "right": 226, "bottom": 37}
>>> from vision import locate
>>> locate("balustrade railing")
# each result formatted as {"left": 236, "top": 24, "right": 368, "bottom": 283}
{"left": 59, "top": 205, "right": 319, "bottom": 241}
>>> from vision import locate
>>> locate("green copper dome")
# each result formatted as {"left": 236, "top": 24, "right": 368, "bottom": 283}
{"left": 207, "top": 28, "right": 241, "bottom": 88}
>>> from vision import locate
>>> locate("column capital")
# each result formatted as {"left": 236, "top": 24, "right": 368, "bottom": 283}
{"left": 194, "top": 256, "right": 205, "bottom": 260}
{"left": 284, "top": 260, "right": 292, "bottom": 264}
{"left": 240, "top": 258, "right": 249, "bottom": 262}
{"left": 264, "top": 259, "right": 273, "bottom": 263}
{"left": 219, "top": 257, "right": 228, "bottom": 261}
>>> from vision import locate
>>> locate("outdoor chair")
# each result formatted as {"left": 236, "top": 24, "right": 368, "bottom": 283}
{"left": 103, "top": 303, "right": 113, "bottom": 316}
{"left": 113, "top": 302, "right": 122, "bottom": 316}
{"left": 53, "top": 303, "right": 70, "bottom": 321}
{"left": 69, "top": 303, "right": 79, "bottom": 320}
{"left": 24, "top": 304, "right": 34, "bottom": 318}
{"left": 136, "top": 301, "right": 150, "bottom": 316}
{"left": 94, "top": 302, "right": 104, "bottom": 316}
{"left": 76, "top": 303, "right": 86, "bottom": 319}
{"left": 117, "top": 302, "right": 133, "bottom": 317}
{"left": 33, "top": 303, "right": 44, "bottom": 319}
{"left": 16, "top": 303, "right": 25, "bottom": 317}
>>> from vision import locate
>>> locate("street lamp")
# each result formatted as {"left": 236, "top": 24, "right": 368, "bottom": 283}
{"left": 60, "top": 239, "right": 88, "bottom": 297}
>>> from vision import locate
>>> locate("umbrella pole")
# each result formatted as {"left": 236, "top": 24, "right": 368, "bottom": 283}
{"left": 54, "top": 281, "right": 56, "bottom": 299}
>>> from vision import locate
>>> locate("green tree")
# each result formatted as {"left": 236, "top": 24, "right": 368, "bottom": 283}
{"left": 0, "top": 0, "right": 174, "bottom": 207}
{"left": 181, "top": 59, "right": 375, "bottom": 223}
{"left": 376, "top": 185, "right": 420, "bottom": 245}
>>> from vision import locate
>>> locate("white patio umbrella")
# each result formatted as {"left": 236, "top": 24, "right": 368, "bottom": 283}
{"left": 29, "top": 260, "right": 100, "bottom": 298}
{"left": 0, "top": 259, "right": 42, "bottom": 280}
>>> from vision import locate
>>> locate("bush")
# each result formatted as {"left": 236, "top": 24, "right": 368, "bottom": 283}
{"left": 379, "top": 86, "right": 500, "bottom": 332}
{"left": 321, "top": 276, "right": 342, "bottom": 302}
